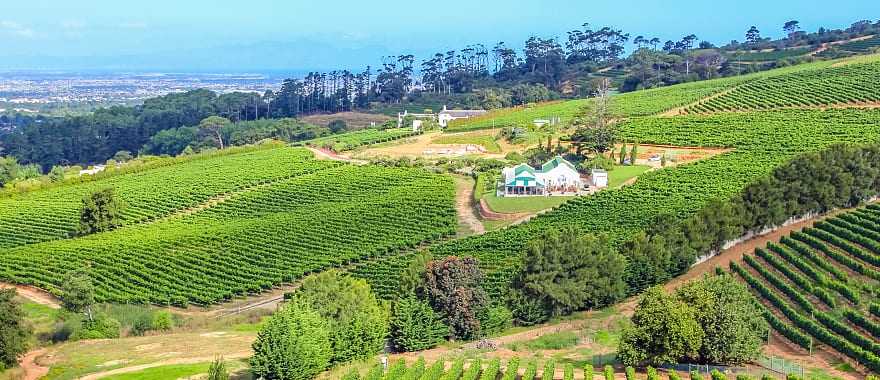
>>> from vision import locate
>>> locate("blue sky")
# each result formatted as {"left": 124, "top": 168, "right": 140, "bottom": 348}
{"left": 1, "top": 0, "right": 878, "bottom": 72}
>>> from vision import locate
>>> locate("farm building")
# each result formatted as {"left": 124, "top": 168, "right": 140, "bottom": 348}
{"left": 437, "top": 106, "right": 488, "bottom": 127}
{"left": 501, "top": 156, "right": 583, "bottom": 196}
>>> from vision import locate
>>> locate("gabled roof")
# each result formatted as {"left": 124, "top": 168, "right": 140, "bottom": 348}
{"left": 540, "top": 156, "right": 577, "bottom": 172}
{"left": 514, "top": 163, "right": 536, "bottom": 176}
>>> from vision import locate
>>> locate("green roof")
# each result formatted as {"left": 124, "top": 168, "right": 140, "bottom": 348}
{"left": 540, "top": 156, "right": 576, "bottom": 172}
{"left": 514, "top": 164, "right": 536, "bottom": 176}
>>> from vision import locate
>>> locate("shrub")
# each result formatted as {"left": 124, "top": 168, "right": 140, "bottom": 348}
{"left": 207, "top": 357, "right": 229, "bottom": 380}
{"left": 73, "top": 314, "right": 121, "bottom": 340}
{"left": 152, "top": 310, "right": 174, "bottom": 331}
{"left": 479, "top": 305, "right": 514, "bottom": 336}
{"left": 618, "top": 287, "right": 703, "bottom": 366}
{"left": 249, "top": 300, "right": 332, "bottom": 380}
{"left": 364, "top": 363, "right": 384, "bottom": 380}
{"left": 527, "top": 332, "right": 579, "bottom": 350}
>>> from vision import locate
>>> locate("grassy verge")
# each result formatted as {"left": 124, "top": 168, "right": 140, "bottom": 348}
{"left": 608, "top": 165, "right": 652, "bottom": 188}
{"left": 484, "top": 193, "right": 574, "bottom": 214}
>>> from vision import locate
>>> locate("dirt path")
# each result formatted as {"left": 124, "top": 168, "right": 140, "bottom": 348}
{"left": 306, "top": 146, "right": 367, "bottom": 165}
{"left": 18, "top": 348, "right": 50, "bottom": 380}
{"left": 811, "top": 34, "right": 875, "bottom": 56}
{"left": 0, "top": 283, "right": 60, "bottom": 309}
{"left": 454, "top": 176, "right": 486, "bottom": 235}
{"left": 77, "top": 352, "right": 251, "bottom": 380}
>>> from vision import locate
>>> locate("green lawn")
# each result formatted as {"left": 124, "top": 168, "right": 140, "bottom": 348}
{"left": 433, "top": 134, "right": 502, "bottom": 153}
{"left": 608, "top": 165, "right": 652, "bottom": 188}
{"left": 101, "top": 363, "right": 211, "bottom": 380}
{"left": 483, "top": 193, "right": 574, "bottom": 214}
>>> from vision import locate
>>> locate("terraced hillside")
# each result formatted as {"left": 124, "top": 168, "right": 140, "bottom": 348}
{"left": 730, "top": 204, "right": 880, "bottom": 372}
{"left": 446, "top": 56, "right": 866, "bottom": 130}
{"left": 685, "top": 60, "right": 880, "bottom": 113}
{"left": 0, "top": 149, "right": 456, "bottom": 305}
{"left": 294, "top": 127, "right": 420, "bottom": 152}
{"left": 0, "top": 146, "right": 336, "bottom": 250}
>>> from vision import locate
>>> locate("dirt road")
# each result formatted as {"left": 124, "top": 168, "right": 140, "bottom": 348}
{"left": 18, "top": 348, "right": 50, "bottom": 380}
{"left": 0, "top": 283, "right": 60, "bottom": 309}
{"left": 454, "top": 176, "right": 486, "bottom": 235}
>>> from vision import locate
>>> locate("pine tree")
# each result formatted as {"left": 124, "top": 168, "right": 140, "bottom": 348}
{"left": 619, "top": 144, "right": 627, "bottom": 165}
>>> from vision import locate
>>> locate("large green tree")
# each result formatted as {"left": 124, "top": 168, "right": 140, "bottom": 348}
{"left": 618, "top": 287, "right": 704, "bottom": 366}
{"left": 0, "top": 289, "right": 32, "bottom": 370}
{"left": 61, "top": 269, "right": 95, "bottom": 320}
{"left": 294, "top": 271, "right": 389, "bottom": 363}
{"left": 250, "top": 299, "right": 332, "bottom": 380}
{"left": 513, "top": 228, "right": 627, "bottom": 319}
{"left": 675, "top": 275, "right": 768, "bottom": 364}
{"left": 78, "top": 188, "right": 126, "bottom": 236}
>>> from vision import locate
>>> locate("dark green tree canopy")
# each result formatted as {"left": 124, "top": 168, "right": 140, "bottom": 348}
{"left": 78, "top": 188, "right": 126, "bottom": 236}
{"left": 514, "top": 228, "right": 627, "bottom": 318}
{"left": 0, "top": 289, "right": 32, "bottom": 369}
{"left": 390, "top": 295, "right": 448, "bottom": 352}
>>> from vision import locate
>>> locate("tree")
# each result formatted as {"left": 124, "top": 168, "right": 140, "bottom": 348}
{"left": 783, "top": 20, "right": 801, "bottom": 39}
{"left": 0, "top": 289, "right": 32, "bottom": 370}
{"left": 61, "top": 269, "right": 95, "bottom": 321}
{"left": 629, "top": 143, "right": 639, "bottom": 164}
{"left": 294, "top": 271, "right": 389, "bottom": 363}
{"left": 78, "top": 188, "right": 126, "bottom": 236}
{"left": 423, "top": 257, "right": 489, "bottom": 340}
{"left": 328, "top": 120, "right": 347, "bottom": 134}
{"left": 250, "top": 299, "right": 332, "bottom": 380}
{"left": 111, "top": 150, "right": 132, "bottom": 162}
{"left": 745, "top": 26, "right": 762, "bottom": 44}
{"left": 399, "top": 251, "right": 432, "bottom": 295}
{"left": 48, "top": 165, "right": 65, "bottom": 182}
{"left": 198, "top": 116, "right": 230, "bottom": 149}
{"left": 390, "top": 295, "right": 448, "bottom": 352}
{"left": 512, "top": 228, "right": 626, "bottom": 320}
{"left": 571, "top": 78, "right": 616, "bottom": 156}
{"left": 619, "top": 144, "right": 627, "bottom": 165}
{"left": 675, "top": 275, "right": 767, "bottom": 365}
{"left": 208, "top": 357, "right": 230, "bottom": 380}
{"left": 618, "top": 287, "right": 704, "bottom": 366}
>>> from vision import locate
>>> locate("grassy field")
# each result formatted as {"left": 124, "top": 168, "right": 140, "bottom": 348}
{"left": 100, "top": 360, "right": 250, "bottom": 380}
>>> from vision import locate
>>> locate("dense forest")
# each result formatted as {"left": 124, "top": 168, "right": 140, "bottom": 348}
{"left": 1, "top": 19, "right": 879, "bottom": 170}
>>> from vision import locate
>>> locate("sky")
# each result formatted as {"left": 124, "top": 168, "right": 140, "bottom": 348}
{"left": 0, "top": 0, "right": 878, "bottom": 72}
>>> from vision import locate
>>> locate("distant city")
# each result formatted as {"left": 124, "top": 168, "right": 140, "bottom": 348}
{"left": 0, "top": 71, "right": 288, "bottom": 115}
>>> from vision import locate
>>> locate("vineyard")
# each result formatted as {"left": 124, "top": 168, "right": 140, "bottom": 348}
{"left": 335, "top": 357, "right": 576, "bottom": 380}
{"left": 295, "top": 128, "right": 421, "bottom": 151}
{"left": 0, "top": 150, "right": 456, "bottom": 305}
{"left": 730, "top": 204, "right": 880, "bottom": 372}
{"left": 685, "top": 60, "right": 880, "bottom": 113}
{"left": 725, "top": 47, "right": 813, "bottom": 62}
{"left": 0, "top": 146, "right": 338, "bottom": 250}
{"left": 353, "top": 109, "right": 880, "bottom": 298}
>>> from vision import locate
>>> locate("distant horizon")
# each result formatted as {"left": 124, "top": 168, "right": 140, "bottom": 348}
{"left": 1, "top": 0, "right": 877, "bottom": 73}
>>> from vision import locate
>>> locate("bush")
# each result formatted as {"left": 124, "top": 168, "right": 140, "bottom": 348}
{"left": 390, "top": 295, "right": 448, "bottom": 352}
{"left": 73, "top": 314, "right": 121, "bottom": 340}
{"left": 479, "top": 305, "right": 513, "bottom": 336}
{"left": 527, "top": 332, "right": 579, "bottom": 350}
{"left": 0, "top": 289, "right": 31, "bottom": 369}
{"left": 130, "top": 314, "right": 153, "bottom": 336}
{"left": 618, "top": 287, "right": 703, "bottom": 366}
{"left": 249, "top": 300, "right": 332, "bottom": 380}
{"left": 207, "top": 357, "right": 229, "bottom": 380}
{"left": 152, "top": 310, "right": 174, "bottom": 331}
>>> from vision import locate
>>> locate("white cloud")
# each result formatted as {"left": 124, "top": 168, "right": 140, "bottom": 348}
{"left": 0, "top": 20, "right": 35, "bottom": 38}
{"left": 61, "top": 20, "right": 86, "bottom": 30}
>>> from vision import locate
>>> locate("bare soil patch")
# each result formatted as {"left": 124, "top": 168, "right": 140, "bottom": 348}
{"left": 301, "top": 112, "right": 392, "bottom": 128}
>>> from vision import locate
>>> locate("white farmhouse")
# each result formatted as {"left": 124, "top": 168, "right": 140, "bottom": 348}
{"left": 437, "top": 106, "right": 488, "bottom": 128}
{"left": 501, "top": 156, "right": 583, "bottom": 196}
